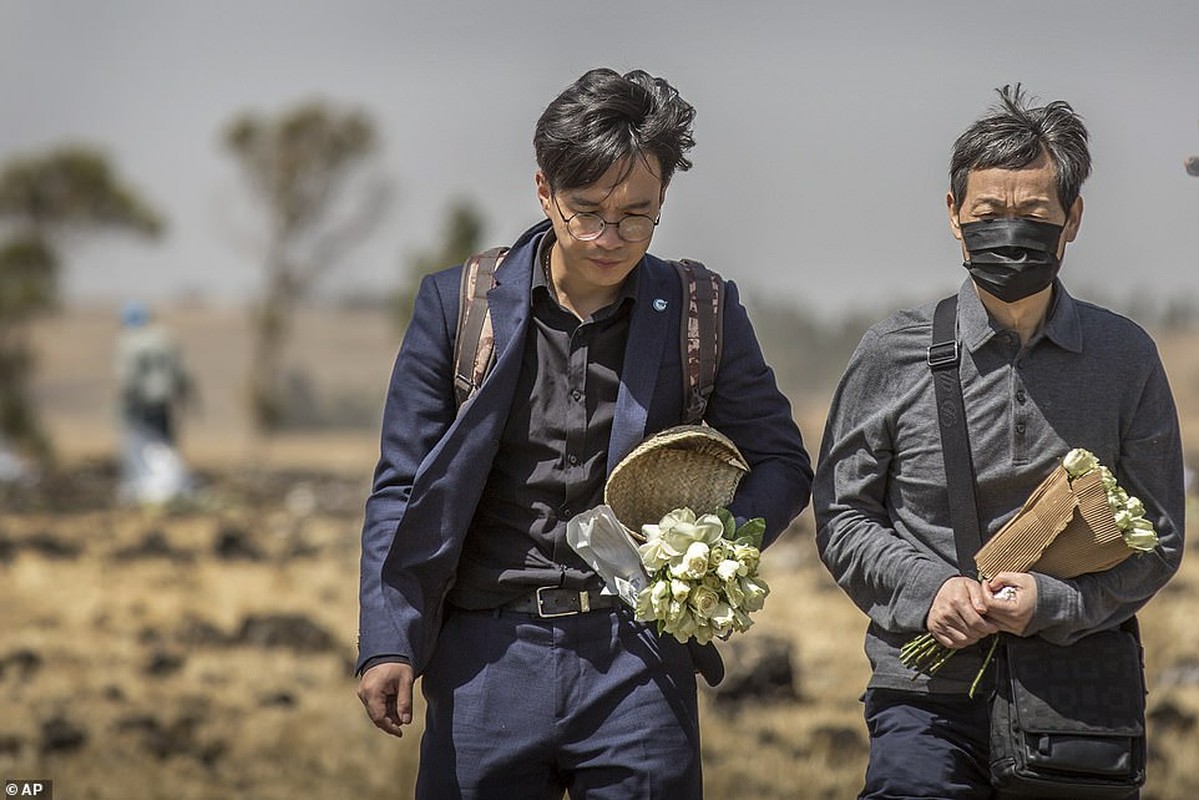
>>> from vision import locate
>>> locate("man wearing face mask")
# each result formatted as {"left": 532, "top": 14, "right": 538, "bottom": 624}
{"left": 814, "top": 85, "right": 1184, "bottom": 797}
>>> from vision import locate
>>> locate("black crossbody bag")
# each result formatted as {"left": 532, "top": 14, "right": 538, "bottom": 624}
{"left": 929, "top": 295, "right": 1146, "bottom": 798}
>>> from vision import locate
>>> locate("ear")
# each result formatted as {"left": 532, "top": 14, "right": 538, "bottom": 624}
{"left": 535, "top": 170, "right": 553, "bottom": 218}
{"left": 946, "top": 190, "right": 963, "bottom": 242}
{"left": 1062, "top": 196, "right": 1083, "bottom": 244}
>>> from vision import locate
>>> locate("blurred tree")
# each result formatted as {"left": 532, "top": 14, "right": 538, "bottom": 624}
{"left": 224, "top": 101, "right": 388, "bottom": 432}
{"left": 0, "top": 147, "right": 162, "bottom": 461}
{"left": 394, "top": 199, "right": 486, "bottom": 333}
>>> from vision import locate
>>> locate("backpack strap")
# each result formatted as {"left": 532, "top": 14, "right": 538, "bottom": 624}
{"left": 672, "top": 259, "right": 725, "bottom": 424}
{"left": 452, "top": 247, "right": 508, "bottom": 408}
{"left": 452, "top": 249, "right": 725, "bottom": 424}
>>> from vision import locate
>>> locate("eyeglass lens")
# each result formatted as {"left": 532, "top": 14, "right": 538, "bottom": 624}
{"left": 567, "top": 213, "right": 656, "bottom": 242}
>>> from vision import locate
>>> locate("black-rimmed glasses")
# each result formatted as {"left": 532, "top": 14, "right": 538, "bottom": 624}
{"left": 552, "top": 195, "right": 659, "bottom": 243}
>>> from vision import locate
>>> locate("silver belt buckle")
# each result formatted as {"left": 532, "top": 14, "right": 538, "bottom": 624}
{"left": 535, "top": 586, "right": 589, "bottom": 618}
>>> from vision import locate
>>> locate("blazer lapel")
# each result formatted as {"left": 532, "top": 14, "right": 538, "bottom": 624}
{"left": 609, "top": 257, "right": 673, "bottom": 470}
{"left": 487, "top": 237, "right": 535, "bottom": 359}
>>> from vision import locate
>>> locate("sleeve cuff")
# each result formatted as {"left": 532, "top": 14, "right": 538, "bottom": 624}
{"left": 895, "top": 560, "right": 960, "bottom": 631}
{"left": 1025, "top": 572, "right": 1078, "bottom": 642}
{"left": 356, "top": 654, "right": 410, "bottom": 678}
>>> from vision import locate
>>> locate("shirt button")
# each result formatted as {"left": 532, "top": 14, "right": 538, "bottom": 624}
{"left": 1015, "top": 422, "right": 1026, "bottom": 434}
{"left": 561, "top": 507, "right": 574, "bottom": 519}
{"left": 571, "top": 389, "right": 582, "bottom": 402}
{"left": 567, "top": 454, "right": 579, "bottom": 466}
{"left": 1016, "top": 389, "right": 1026, "bottom": 403}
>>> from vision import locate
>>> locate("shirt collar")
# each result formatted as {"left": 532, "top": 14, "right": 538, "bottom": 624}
{"left": 957, "top": 278, "right": 1083, "bottom": 355}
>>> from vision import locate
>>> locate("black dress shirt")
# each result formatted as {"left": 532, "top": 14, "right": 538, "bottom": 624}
{"left": 448, "top": 232, "right": 639, "bottom": 609}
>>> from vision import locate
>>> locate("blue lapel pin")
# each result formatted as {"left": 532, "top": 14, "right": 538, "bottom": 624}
{"left": 653, "top": 298, "right": 668, "bottom": 312}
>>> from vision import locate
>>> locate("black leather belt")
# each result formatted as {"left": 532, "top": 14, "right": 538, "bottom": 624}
{"left": 500, "top": 587, "right": 623, "bottom": 618}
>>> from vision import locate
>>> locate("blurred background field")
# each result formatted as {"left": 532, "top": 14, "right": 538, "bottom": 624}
{"left": 1, "top": 303, "right": 1197, "bottom": 799}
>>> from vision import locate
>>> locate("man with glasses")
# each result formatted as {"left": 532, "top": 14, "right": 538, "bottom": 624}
{"left": 356, "top": 67, "right": 811, "bottom": 798}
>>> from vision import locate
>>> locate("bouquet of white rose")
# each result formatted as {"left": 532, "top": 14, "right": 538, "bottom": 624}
{"left": 901, "top": 448, "right": 1159, "bottom": 692}
{"left": 565, "top": 504, "right": 770, "bottom": 645}
{"left": 633, "top": 507, "right": 769, "bottom": 645}
{"left": 566, "top": 424, "right": 769, "bottom": 645}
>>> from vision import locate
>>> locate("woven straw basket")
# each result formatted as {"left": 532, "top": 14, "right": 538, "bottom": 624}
{"left": 974, "top": 466, "right": 1130, "bottom": 580}
{"left": 604, "top": 425, "right": 750, "bottom": 542}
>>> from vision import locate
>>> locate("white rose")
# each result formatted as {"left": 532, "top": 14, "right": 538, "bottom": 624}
{"left": 1062, "top": 448, "right": 1099, "bottom": 478}
{"left": 670, "top": 541, "right": 711, "bottom": 581}
{"left": 733, "top": 543, "right": 760, "bottom": 574}
{"left": 636, "top": 579, "right": 671, "bottom": 621}
{"left": 731, "top": 607, "right": 754, "bottom": 633}
{"left": 715, "top": 559, "right": 742, "bottom": 582}
{"left": 670, "top": 578, "right": 692, "bottom": 603}
{"left": 668, "top": 607, "right": 699, "bottom": 643}
{"left": 1124, "top": 496, "right": 1146, "bottom": 519}
{"left": 689, "top": 584, "right": 721, "bottom": 619}
{"left": 724, "top": 576, "right": 746, "bottom": 609}
{"left": 708, "top": 601, "right": 736, "bottom": 635}
{"left": 707, "top": 539, "right": 731, "bottom": 570}
{"left": 637, "top": 536, "right": 673, "bottom": 571}
{"left": 739, "top": 575, "right": 770, "bottom": 612}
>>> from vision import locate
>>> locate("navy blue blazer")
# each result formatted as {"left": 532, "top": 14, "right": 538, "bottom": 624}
{"left": 357, "top": 220, "right": 812, "bottom": 676}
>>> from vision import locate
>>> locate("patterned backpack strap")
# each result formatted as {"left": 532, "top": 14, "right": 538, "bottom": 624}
{"left": 452, "top": 247, "right": 508, "bottom": 409}
{"left": 672, "top": 259, "right": 725, "bottom": 424}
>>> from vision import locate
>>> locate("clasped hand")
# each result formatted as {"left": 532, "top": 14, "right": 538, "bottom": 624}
{"left": 926, "top": 572, "right": 1037, "bottom": 650}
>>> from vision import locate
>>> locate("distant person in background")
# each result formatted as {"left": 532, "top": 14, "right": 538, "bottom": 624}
{"left": 115, "top": 300, "right": 194, "bottom": 504}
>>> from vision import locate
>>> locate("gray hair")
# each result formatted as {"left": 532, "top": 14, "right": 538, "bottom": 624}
{"left": 949, "top": 84, "right": 1091, "bottom": 212}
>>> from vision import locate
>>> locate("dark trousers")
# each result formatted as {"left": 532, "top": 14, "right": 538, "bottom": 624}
{"left": 416, "top": 607, "right": 702, "bottom": 799}
{"left": 861, "top": 689, "right": 1139, "bottom": 800}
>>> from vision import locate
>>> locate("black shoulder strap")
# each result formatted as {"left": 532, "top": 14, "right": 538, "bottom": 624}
{"left": 929, "top": 295, "right": 984, "bottom": 577}
{"left": 672, "top": 259, "right": 724, "bottom": 424}
{"left": 452, "top": 247, "right": 508, "bottom": 409}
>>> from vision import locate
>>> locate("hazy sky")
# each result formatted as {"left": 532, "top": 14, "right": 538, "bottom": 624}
{"left": 3, "top": 1, "right": 1197, "bottom": 318}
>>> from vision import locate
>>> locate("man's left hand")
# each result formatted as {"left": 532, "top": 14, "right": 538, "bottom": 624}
{"left": 982, "top": 572, "right": 1037, "bottom": 636}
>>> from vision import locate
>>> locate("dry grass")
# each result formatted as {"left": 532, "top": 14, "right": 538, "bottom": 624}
{"left": 2, "top": 304, "right": 1197, "bottom": 799}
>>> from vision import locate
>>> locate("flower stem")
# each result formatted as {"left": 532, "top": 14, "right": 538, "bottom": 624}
{"left": 968, "top": 636, "right": 1000, "bottom": 699}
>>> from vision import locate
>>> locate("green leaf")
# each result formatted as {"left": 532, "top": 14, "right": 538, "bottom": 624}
{"left": 717, "top": 507, "right": 737, "bottom": 540}
{"left": 735, "top": 517, "right": 766, "bottom": 550}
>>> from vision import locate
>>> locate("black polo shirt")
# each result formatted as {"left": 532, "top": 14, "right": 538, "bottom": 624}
{"left": 448, "top": 233, "right": 639, "bottom": 609}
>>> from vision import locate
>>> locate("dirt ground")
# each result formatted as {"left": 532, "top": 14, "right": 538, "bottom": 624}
{"left": 2, "top": 304, "right": 1197, "bottom": 799}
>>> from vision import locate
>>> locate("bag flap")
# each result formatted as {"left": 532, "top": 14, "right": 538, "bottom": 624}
{"left": 1007, "top": 630, "right": 1145, "bottom": 737}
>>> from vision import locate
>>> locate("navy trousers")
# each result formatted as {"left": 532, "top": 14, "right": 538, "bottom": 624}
{"left": 861, "top": 689, "right": 1139, "bottom": 800}
{"left": 416, "top": 606, "right": 702, "bottom": 799}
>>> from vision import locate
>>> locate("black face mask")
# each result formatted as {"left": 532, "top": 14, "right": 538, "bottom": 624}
{"left": 960, "top": 218, "right": 1064, "bottom": 302}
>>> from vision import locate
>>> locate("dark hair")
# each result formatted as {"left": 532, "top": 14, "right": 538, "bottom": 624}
{"left": 534, "top": 68, "right": 696, "bottom": 192}
{"left": 949, "top": 84, "right": 1091, "bottom": 212}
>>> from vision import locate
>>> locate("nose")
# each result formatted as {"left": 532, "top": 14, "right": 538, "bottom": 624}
{"left": 594, "top": 222, "right": 624, "bottom": 249}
